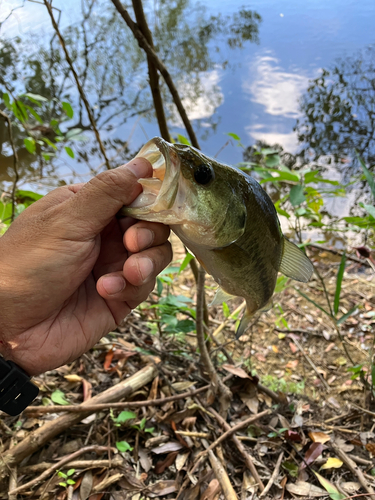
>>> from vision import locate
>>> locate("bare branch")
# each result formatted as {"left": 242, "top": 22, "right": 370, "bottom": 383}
{"left": 43, "top": 0, "right": 111, "bottom": 170}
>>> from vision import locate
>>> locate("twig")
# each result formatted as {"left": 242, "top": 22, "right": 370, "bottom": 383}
{"left": 132, "top": 0, "right": 170, "bottom": 141}
{"left": 0, "top": 364, "right": 158, "bottom": 478}
{"left": 19, "top": 455, "right": 124, "bottom": 475}
{"left": 209, "top": 407, "right": 265, "bottom": 492}
{"left": 212, "top": 301, "right": 246, "bottom": 339}
{"left": 196, "top": 409, "right": 271, "bottom": 459}
{"left": 289, "top": 336, "right": 331, "bottom": 392}
{"left": 196, "top": 265, "right": 232, "bottom": 413}
{"left": 202, "top": 439, "right": 238, "bottom": 500}
{"left": 259, "top": 451, "right": 283, "bottom": 497}
{"left": 175, "top": 431, "right": 211, "bottom": 438}
{"left": 307, "top": 243, "right": 367, "bottom": 266}
{"left": 111, "top": 0, "right": 200, "bottom": 149}
{"left": 23, "top": 382, "right": 211, "bottom": 414}
{"left": 331, "top": 442, "right": 375, "bottom": 500}
{"left": 350, "top": 403, "right": 375, "bottom": 418}
{"left": 9, "top": 445, "right": 113, "bottom": 495}
{"left": 43, "top": 0, "right": 111, "bottom": 170}
{"left": 0, "top": 110, "right": 19, "bottom": 222}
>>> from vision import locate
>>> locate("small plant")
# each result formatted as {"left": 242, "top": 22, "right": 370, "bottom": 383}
{"left": 57, "top": 469, "right": 76, "bottom": 488}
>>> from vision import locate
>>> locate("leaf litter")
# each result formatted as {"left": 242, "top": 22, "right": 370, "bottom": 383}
{"left": 0, "top": 237, "right": 375, "bottom": 500}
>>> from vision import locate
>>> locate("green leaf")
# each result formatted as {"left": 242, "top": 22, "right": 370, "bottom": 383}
{"left": 357, "top": 154, "right": 375, "bottom": 200}
{"left": 62, "top": 101, "right": 74, "bottom": 119}
{"left": 177, "top": 134, "right": 190, "bottom": 145}
{"left": 156, "top": 277, "right": 163, "bottom": 296}
{"left": 227, "top": 132, "right": 241, "bottom": 141}
{"left": 294, "top": 288, "right": 331, "bottom": 318}
{"left": 116, "top": 441, "right": 133, "bottom": 452}
{"left": 65, "top": 146, "right": 75, "bottom": 158}
{"left": 261, "top": 148, "right": 279, "bottom": 155}
{"left": 2, "top": 92, "right": 11, "bottom": 110}
{"left": 42, "top": 137, "right": 57, "bottom": 150}
{"left": 115, "top": 410, "right": 137, "bottom": 423}
{"left": 222, "top": 302, "right": 230, "bottom": 318}
{"left": 314, "top": 472, "right": 346, "bottom": 500}
{"left": 179, "top": 252, "right": 194, "bottom": 274}
{"left": 363, "top": 204, "right": 375, "bottom": 219}
{"left": 265, "top": 155, "right": 280, "bottom": 168}
{"left": 67, "top": 479, "right": 75, "bottom": 485}
{"left": 337, "top": 305, "right": 358, "bottom": 325}
{"left": 281, "top": 460, "right": 299, "bottom": 477}
{"left": 289, "top": 185, "right": 306, "bottom": 207}
{"left": 24, "top": 92, "right": 48, "bottom": 103}
{"left": 67, "top": 469, "right": 75, "bottom": 476}
{"left": 24, "top": 137, "right": 36, "bottom": 154}
{"left": 59, "top": 482, "right": 67, "bottom": 488}
{"left": 58, "top": 471, "right": 67, "bottom": 479}
{"left": 334, "top": 253, "right": 346, "bottom": 316}
{"left": 65, "top": 128, "right": 83, "bottom": 139}
{"left": 24, "top": 105, "right": 44, "bottom": 124}
{"left": 51, "top": 389, "right": 70, "bottom": 406}
{"left": 16, "top": 190, "right": 43, "bottom": 207}
{"left": 12, "top": 100, "right": 28, "bottom": 122}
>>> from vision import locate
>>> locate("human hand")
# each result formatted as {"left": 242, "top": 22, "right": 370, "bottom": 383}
{"left": 0, "top": 159, "right": 172, "bottom": 375}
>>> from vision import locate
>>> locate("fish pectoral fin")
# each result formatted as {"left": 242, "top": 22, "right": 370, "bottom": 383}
{"left": 235, "top": 306, "right": 254, "bottom": 340}
{"left": 209, "top": 287, "right": 236, "bottom": 306}
{"left": 279, "top": 238, "right": 314, "bottom": 283}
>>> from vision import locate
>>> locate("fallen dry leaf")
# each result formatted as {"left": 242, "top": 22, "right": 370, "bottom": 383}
{"left": 222, "top": 364, "right": 250, "bottom": 378}
{"left": 309, "top": 431, "right": 331, "bottom": 444}
{"left": 286, "top": 481, "right": 328, "bottom": 497}
{"left": 320, "top": 457, "right": 343, "bottom": 470}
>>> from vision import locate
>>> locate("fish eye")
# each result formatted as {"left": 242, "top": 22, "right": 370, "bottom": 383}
{"left": 193, "top": 164, "right": 214, "bottom": 185}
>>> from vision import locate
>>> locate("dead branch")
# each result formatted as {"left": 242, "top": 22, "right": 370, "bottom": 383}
{"left": 110, "top": 0, "right": 200, "bottom": 149}
{"left": 19, "top": 455, "right": 124, "bottom": 475}
{"left": 9, "top": 446, "right": 114, "bottom": 495}
{"left": 209, "top": 407, "right": 265, "bottom": 492}
{"left": 23, "top": 381, "right": 210, "bottom": 414}
{"left": 197, "top": 409, "right": 271, "bottom": 459}
{"left": 331, "top": 442, "right": 375, "bottom": 500}
{"left": 307, "top": 243, "right": 367, "bottom": 266}
{"left": 43, "top": 0, "right": 111, "bottom": 170}
{"left": 132, "top": 0, "right": 170, "bottom": 141}
{"left": 0, "top": 110, "right": 19, "bottom": 222}
{"left": 202, "top": 438, "right": 238, "bottom": 500}
{"left": 290, "top": 336, "right": 331, "bottom": 391}
{"left": 259, "top": 451, "right": 283, "bottom": 497}
{"left": 0, "top": 364, "right": 158, "bottom": 478}
{"left": 196, "top": 265, "right": 232, "bottom": 413}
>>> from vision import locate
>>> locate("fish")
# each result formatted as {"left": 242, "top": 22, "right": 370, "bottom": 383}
{"left": 121, "top": 137, "right": 313, "bottom": 338}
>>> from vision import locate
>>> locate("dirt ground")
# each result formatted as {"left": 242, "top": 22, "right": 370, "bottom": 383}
{"left": 0, "top": 237, "right": 374, "bottom": 500}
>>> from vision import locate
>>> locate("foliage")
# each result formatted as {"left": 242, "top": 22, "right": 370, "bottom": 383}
{"left": 58, "top": 469, "right": 76, "bottom": 488}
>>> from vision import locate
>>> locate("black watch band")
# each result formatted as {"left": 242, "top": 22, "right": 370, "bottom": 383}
{"left": 0, "top": 357, "right": 39, "bottom": 416}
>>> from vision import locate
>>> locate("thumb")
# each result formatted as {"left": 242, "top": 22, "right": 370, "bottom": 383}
{"left": 56, "top": 158, "right": 152, "bottom": 239}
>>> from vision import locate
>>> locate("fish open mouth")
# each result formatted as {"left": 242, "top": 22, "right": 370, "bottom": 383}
{"left": 123, "top": 137, "right": 183, "bottom": 223}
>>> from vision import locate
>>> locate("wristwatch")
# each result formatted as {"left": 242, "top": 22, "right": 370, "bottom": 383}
{"left": 0, "top": 357, "right": 39, "bottom": 416}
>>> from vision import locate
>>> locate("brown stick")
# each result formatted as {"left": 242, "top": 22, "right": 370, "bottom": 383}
{"left": 43, "top": 0, "right": 111, "bottom": 170}
{"left": 196, "top": 265, "right": 232, "bottom": 413}
{"left": 202, "top": 439, "right": 238, "bottom": 500}
{"left": 307, "top": 243, "right": 367, "bottom": 266}
{"left": 23, "top": 382, "right": 210, "bottom": 414}
{"left": 197, "top": 409, "right": 271, "bottom": 459}
{"left": 132, "top": 0, "right": 170, "bottom": 141}
{"left": 19, "top": 456, "right": 124, "bottom": 475}
{"left": 331, "top": 443, "right": 375, "bottom": 500}
{"left": 110, "top": 0, "right": 200, "bottom": 149}
{"left": 209, "top": 407, "right": 265, "bottom": 492}
{"left": 0, "top": 110, "right": 19, "bottom": 222}
{"left": 0, "top": 364, "right": 157, "bottom": 478}
{"left": 259, "top": 451, "right": 283, "bottom": 497}
{"left": 9, "top": 446, "right": 113, "bottom": 495}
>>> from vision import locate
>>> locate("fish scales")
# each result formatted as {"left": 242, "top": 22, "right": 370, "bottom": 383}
{"left": 121, "top": 137, "right": 313, "bottom": 338}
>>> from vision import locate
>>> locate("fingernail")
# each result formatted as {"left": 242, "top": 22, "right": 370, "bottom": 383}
{"left": 127, "top": 158, "right": 151, "bottom": 179}
{"left": 138, "top": 257, "right": 154, "bottom": 282}
{"left": 137, "top": 228, "right": 154, "bottom": 249}
{"left": 102, "top": 276, "right": 126, "bottom": 295}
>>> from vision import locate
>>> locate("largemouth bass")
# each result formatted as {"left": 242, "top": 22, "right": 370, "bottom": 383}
{"left": 121, "top": 137, "right": 313, "bottom": 338}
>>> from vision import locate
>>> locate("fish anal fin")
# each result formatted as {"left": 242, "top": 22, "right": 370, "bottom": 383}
{"left": 235, "top": 306, "right": 255, "bottom": 340}
{"left": 279, "top": 238, "right": 313, "bottom": 283}
{"left": 209, "top": 287, "right": 236, "bottom": 306}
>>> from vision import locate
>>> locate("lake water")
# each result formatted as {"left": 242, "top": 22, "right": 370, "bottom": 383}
{"left": 0, "top": 0, "right": 374, "bottom": 220}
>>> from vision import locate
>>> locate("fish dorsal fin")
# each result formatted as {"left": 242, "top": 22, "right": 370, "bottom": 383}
{"left": 209, "top": 287, "right": 236, "bottom": 306}
{"left": 279, "top": 238, "right": 314, "bottom": 283}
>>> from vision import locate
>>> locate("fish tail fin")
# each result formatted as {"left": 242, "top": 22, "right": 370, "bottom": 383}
{"left": 235, "top": 306, "right": 255, "bottom": 340}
